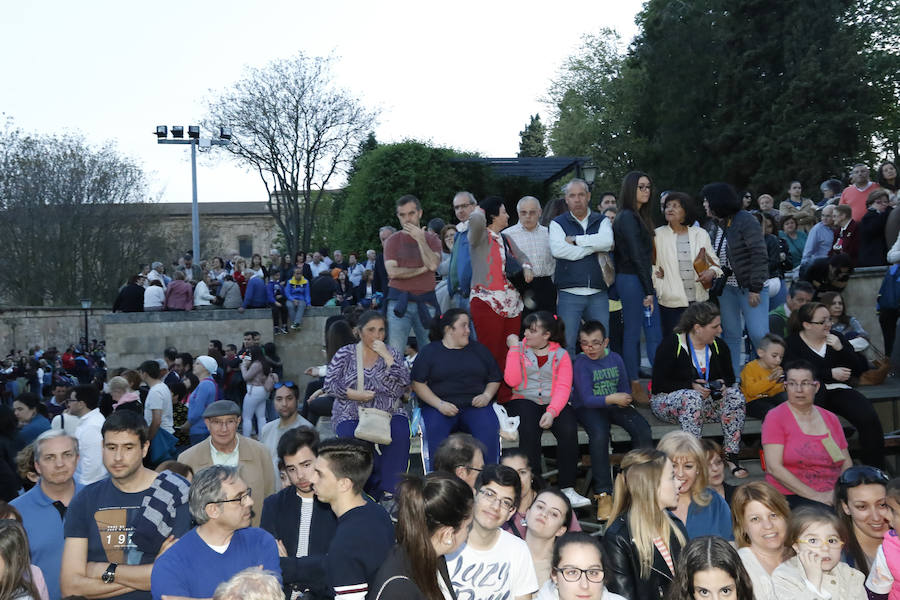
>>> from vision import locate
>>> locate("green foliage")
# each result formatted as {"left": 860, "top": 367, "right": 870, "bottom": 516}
{"left": 518, "top": 114, "right": 548, "bottom": 157}
{"left": 547, "top": 2, "right": 893, "bottom": 198}
{"left": 330, "top": 141, "right": 547, "bottom": 253}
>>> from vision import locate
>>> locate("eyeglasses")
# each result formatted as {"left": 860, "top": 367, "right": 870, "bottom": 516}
{"left": 274, "top": 381, "right": 296, "bottom": 390}
{"left": 797, "top": 536, "right": 843, "bottom": 549}
{"left": 838, "top": 465, "right": 889, "bottom": 486}
{"left": 477, "top": 487, "right": 515, "bottom": 511}
{"left": 208, "top": 418, "right": 239, "bottom": 428}
{"left": 637, "top": 185, "right": 652, "bottom": 191}
{"left": 210, "top": 488, "right": 252, "bottom": 506}
{"left": 808, "top": 317, "right": 833, "bottom": 325}
{"left": 453, "top": 202, "right": 475, "bottom": 210}
{"left": 462, "top": 465, "right": 483, "bottom": 473}
{"left": 553, "top": 566, "right": 604, "bottom": 583}
{"left": 785, "top": 381, "right": 817, "bottom": 390}
{"left": 579, "top": 339, "right": 606, "bottom": 349}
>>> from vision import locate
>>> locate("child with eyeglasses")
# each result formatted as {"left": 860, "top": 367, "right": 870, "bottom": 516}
{"left": 865, "top": 477, "right": 900, "bottom": 599}
{"left": 773, "top": 506, "right": 866, "bottom": 599}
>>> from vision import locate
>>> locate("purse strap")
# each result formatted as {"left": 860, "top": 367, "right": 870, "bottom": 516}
{"left": 355, "top": 341, "right": 365, "bottom": 392}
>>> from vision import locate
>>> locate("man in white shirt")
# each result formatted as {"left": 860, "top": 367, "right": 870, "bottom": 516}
{"left": 447, "top": 464, "right": 538, "bottom": 600}
{"left": 259, "top": 382, "right": 313, "bottom": 477}
{"left": 51, "top": 383, "right": 83, "bottom": 435}
{"left": 549, "top": 178, "right": 615, "bottom": 355}
{"left": 504, "top": 195, "right": 557, "bottom": 315}
{"left": 308, "top": 252, "right": 330, "bottom": 278}
{"left": 72, "top": 384, "right": 108, "bottom": 485}
{"left": 147, "top": 261, "right": 167, "bottom": 290}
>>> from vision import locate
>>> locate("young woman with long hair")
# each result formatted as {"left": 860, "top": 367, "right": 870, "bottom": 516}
{"left": 602, "top": 449, "right": 686, "bottom": 600}
{"left": 240, "top": 345, "right": 271, "bottom": 438}
{"left": 0, "top": 519, "right": 44, "bottom": 600}
{"left": 613, "top": 171, "right": 662, "bottom": 403}
{"left": 368, "top": 473, "right": 474, "bottom": 600}
{"left": 668, "top": 536, "right": 755, "bottom": 600}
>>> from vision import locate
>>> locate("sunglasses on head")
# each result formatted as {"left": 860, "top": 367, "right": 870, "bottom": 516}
{"left": 838, "top": 465, "right": 889, "bottom": 487}
{"left": 273, "top": 381, "right": 297, "bottom": 390}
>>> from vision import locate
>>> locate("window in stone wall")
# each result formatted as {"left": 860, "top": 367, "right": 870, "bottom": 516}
{"left": 238, "top": 236, "right": 252, "bottom": 258}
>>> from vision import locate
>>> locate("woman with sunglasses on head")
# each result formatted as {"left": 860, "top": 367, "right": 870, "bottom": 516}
{"left": 834, "top": 465, "right": 890, "bottom": 576}
{"left": 537, "top": 531, "right": 625, "bottom": 600}
{"left": 325, "top": 310, "right": 411, "bottom": 500}
{"left": 784, "top": 302, "right": 886, "bottom": 469}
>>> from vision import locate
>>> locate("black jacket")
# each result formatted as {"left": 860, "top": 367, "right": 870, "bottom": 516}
{"left": 112, "top": 283, "right": 145, "bottom": 312}
{"left": 651, "top": 334, "right": 735, "bottom": 394}
{"left": 602, "top": 513, "right": 688, "bottom": 600}
{"left": 784, "top": 331, "right": 863, "bottom": 400}
{"left": 367, "top": 546, "right": 456, "bottom": 600}
{"left": 613, "top": 209, "right": 655, "bottom": 296}
{"left": 259, "top": 486, "right": 338, "bottom": 598}
{"left": 857, "top": 207, "right": 892, "bottom": 267}
{"left": 705, "top": 211, "right": 768, "bottom": 293}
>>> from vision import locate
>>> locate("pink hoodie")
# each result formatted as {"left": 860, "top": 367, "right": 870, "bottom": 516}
{"left": 503, "top": 341, "right": 572, "bottom": 417}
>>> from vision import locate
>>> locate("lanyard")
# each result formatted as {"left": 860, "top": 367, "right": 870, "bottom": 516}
{"left": 687, "top": 334, "right": 710, "bottom": 381}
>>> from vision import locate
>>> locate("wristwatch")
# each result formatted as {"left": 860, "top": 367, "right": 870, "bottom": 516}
{"left": 101, "top": 563, "right": 117, "bottom": 584}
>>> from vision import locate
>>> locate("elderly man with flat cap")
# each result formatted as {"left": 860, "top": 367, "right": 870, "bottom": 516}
{"left": 178, "top": 400, "right": 276, "bottom": 527}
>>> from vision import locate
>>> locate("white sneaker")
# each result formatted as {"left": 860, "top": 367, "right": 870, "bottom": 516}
{"left": 561, "top": 487, "right": 591, "bottom": 508}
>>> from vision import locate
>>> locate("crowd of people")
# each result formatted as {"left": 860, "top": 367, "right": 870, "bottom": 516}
{"left": 2, "top": 160, "right": 900, "bottom": 600}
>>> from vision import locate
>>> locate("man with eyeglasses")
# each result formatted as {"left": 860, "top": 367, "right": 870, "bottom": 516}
{"left": 151, "top": 465, "right": 281, "bottom": 600}
{"left": 446, "top": 464, "right": 538, "bottom": 600}
{"left": 179, "top": 400, "right": 276, "bottom": 527}
{"left": 62, "top": 411, "right": 192, "bottom": 600}
{"left": 261, "top": 427, "right": 337, "bottom": 600}
{"left": 431, "top": 432, "right": 486, "bottom": 490}
{"left": 448, "top": 191, "right": 478, "bottom": 318}
{"left": 259, "top": 382, "right": 313, "bottom": 478}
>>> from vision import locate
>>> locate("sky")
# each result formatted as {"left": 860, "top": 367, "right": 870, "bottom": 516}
{"left": 0, "top": 0, "right": 645, "bottom": 204}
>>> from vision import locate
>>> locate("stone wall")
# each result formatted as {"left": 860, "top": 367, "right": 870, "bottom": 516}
{"left": 809, "top": 266, "right": 887, "bottom": 353}
{"left": 102, "top": 307, "right": 340, "bottom": 384}
{"left": 0, "top": 307, "right": 108, "bottom": 352}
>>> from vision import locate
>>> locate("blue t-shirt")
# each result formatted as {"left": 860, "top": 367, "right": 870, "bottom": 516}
{"left": 681, "top": 488, "right": 734, "bottom": 541}
{"left": 12, "top": 481, "right": 84, "bottom": 600}
{"left": 411, "top": 341, "right": 501, "bottom": 407}
{"left": 16, "top": 415, "right": 51, "bottom": 451}
{"left": 151, "top": 527, "right": 281, "bottom": 600}
{"left": 572, "top": 351, "right": 630, "bottom": 409}
{"left": 64, "top": 477, "right": 192, "bottom": 600}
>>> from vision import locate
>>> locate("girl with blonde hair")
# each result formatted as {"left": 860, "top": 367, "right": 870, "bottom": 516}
{"left": 657, "top": 430, "right": 733, "bottom": 540}
{"left": 602, "top": 449, "right": 686, "bottom": 600}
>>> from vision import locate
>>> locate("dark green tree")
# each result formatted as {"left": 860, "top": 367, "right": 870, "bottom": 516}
{"left": 517, "top": 114, "right": 548, "bottom": 157}
{"left": 627, "top": 0, "right": 880, "bottom": 195}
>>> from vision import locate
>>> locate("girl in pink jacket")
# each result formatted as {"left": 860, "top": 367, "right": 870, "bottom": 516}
{"left": 504, "top": 312, "right": 590, "bottom": 508}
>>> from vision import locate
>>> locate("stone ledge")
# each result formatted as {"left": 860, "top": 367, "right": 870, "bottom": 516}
{"left": 102, "top": 306, "right": 338, "bottom": 325}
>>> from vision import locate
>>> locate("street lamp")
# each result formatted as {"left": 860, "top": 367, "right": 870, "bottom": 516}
{"left": 582, "top": 162, "right": 598, "bottom": 190}
{"left": 154, "top": 125, "right": 232, "bottom": 262}
{"left": 80, "top": 299, "right": 92, "bottom": 347}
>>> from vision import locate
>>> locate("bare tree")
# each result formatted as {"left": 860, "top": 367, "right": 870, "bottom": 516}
{"left": 205, "top": 53, "right": 378, "bottom": 258}
{"left": 0, "top": 123, "right": 168, "bottom": 305}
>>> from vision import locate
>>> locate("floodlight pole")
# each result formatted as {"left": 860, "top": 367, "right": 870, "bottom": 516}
{"left": 157, "top": 137, "right": 230, "bottom": 262}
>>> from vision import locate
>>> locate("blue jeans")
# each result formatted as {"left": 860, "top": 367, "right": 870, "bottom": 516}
{"left": 420, "top": 403, "right": 500, "bottom": 471}
{"left": 336, "top": 414, "right": 410, "bottom": 499}
{"left": 575, "top": 405, "right": 652, "bottom": 494}
{"left": 387, "top": 299, "right": 436, "bottom": 353}
{"left": 616, "top": 274, "right": 662, "bottom": 381}
{"left": 718, "top": 284, "right": 770, "bottom": 376}
{"left": 287, "top": 300, "right": 307, "bottom": 325}
{"left": 557, "top": 290, "right": 609, "bottom": 357}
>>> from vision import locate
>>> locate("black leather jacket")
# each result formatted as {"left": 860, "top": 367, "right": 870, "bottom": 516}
{"left": 602, "top": 513, "right": 688, "bottom": 600}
